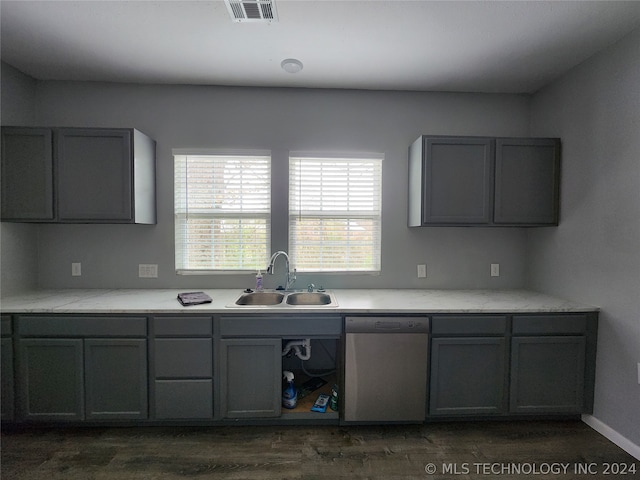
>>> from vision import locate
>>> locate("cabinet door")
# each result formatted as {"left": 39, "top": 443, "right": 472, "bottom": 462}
{"left": 510, "top": 336, "right": 585, "bottom": 413}
{"left": 84, "top": 339, "right": 147, "bottom": 420}
{"left": 219, "top": 338, "right": 281, "bottom": 418}
{"left": 18, "top": 339, "right": 84, "bottom": 421}
{"left": 415, "top": 136, "right": 494, "bottom": 225}
{"left": 1, "top": 127, "right": 54, "bottom": 221}
{"left": 430, "top": 337, "right": 506, "bottom": 416}
{"left": 1, "top": 337, "right": 15, "bottom": 421}
{"left": 494, "top": 138, "right": 560, "bottom": 225}
{"left": 56, "top": 128, "right": 133, "bottom": 222}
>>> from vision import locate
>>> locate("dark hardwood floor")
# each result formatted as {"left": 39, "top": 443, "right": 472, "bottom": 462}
{"left": 1, "top": 421, "right": 638, "bottom": 479}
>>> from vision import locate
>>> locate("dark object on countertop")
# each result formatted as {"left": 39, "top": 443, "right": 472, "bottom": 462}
{"left": 177, "top": 292, "right": 212, "bottom": 306}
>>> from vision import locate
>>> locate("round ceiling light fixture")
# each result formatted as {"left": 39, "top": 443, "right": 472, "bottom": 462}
{"left": 281, "top": 58, "right": 303, "bottom": 74}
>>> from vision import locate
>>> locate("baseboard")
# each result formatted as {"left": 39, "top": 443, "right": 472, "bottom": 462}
{"left": 582, "top": 414, "right": 640, "bottom": 460}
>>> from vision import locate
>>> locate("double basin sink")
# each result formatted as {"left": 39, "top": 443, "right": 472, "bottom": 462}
{"left": 232, "top": 289, "right": 338, "bottom": 308}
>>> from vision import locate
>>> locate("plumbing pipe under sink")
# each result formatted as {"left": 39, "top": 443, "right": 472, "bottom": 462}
{"left": 282, "top": 338, "right": 311, "bottom": 360}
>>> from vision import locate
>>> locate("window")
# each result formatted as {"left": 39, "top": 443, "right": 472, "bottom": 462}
{"left": 289, "top": 153, "right": 383, "bottom": 272}
{"left": 174, "top": 151, "right": 270, "bottom": 273}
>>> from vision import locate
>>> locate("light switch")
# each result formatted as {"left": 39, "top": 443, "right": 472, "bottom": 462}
{"left": 72, "top": 262, "right": 81, "bottom": 276}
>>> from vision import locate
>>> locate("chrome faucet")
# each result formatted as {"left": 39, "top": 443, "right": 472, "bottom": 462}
{"left": 266, "top": 251, "right": 297, "bottom": 290}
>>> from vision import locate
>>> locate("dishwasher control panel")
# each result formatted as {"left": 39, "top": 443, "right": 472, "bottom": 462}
{"left": 345, "top": 316, "right": 429, "bottom": 333}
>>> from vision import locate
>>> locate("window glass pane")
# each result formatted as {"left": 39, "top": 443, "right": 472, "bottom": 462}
{"left": 289, "top": 156, "right": 382, "bottom": 272}
{"left": 175, "top": 153, "right": 270, "bottom": 272}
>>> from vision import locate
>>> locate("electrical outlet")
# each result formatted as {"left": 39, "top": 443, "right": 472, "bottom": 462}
{"left": 417, "top": 264, "right": 427, "bottom": 278}
{"left": 491, "top": 263, "right": 500, "bottom": 277}
{"left": 637, "top": 363, "right": 640, "bottom": 385}
{"left": 71, "top": 262, "right": 81, "bottom": 276}
{"left": 138, "top": 264, "right": 158, "bottom": 278}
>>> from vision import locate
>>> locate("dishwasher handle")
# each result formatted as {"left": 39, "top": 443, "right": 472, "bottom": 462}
{"left": 345, "top": 316, "right": 429, "bottom": 333}
{"left": 374, "top": 321, "right": 402, "bottom": 330}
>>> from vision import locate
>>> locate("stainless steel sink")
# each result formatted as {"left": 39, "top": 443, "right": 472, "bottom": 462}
{"left": 234, "top": 291, "right": 285, "bottom": 306}
{"left": 230, "top": 290, "right": 337, "bottom": 307}
{"left": 286, "top": 292, "right": 333, "bottom": 306}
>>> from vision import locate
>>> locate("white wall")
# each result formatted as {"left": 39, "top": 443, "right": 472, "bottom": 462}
{"left": 528, "top": 29, "right": 640, "bottom": 447}
{"left": 28, "top": 82, "right": 530, "bottom": 290}
{"left": 0, "top": 62, "right": 39, "bottom": 296}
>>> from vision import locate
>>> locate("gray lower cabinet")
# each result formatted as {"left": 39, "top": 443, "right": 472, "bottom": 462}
{"left": 1, "top": 338, "right": 15, "bottom": 421}
{"left": 18, "top": 338, "right": 148, "bottom": 421}
{"left": 84, "top": 339, "right": 147, "bottom": 420}
{"left": 1, "top": 315, "right": 14, "bottom": 421}
{"left": 18, "top": 338, "right": 85, "bottom": 421}
{"left": 509, "top": 314, "right": 593, "bottom": 414}
{"left": 429, "top": 315, "right": 508, "bottom": 416}
{"left": 151, "top": 316, "right": 214, "bottom": 420}
{"left": 219, "top": 338, "right": 282, "bottom": 418}
{"left": 428, "top": 313, "right": 596, "bottom": 417}
{"left": 430, "top": 338, "right": 506, "bottom": 415}
{"left": 16, "top": 315, "right": 148, "bottom": 422}
{"left": 217, "top": 315, "right": 342, "bottom": 420}
{"left": 510, "top": 336, "right": 586, "bottom": 414}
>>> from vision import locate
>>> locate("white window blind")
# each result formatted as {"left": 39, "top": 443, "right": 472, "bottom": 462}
{"left": 174, "top": 152, "right": 270, "bottom": 273}
{"left": 289, "top": 154, "right": 382, "bottom": 272}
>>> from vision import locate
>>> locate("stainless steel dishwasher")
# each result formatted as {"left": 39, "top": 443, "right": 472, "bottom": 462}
{"left": 343, "top": 316, "right": 429, "bottom": 422}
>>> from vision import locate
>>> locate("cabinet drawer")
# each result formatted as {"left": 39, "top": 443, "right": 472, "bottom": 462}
{"left": 220, "top": 316, "right": 342, "bottom": 337}
{"left": 155, "top": 379, "right": 213, "bottom": 419}
{"left": 18, "top": 316, "right": 147, "bottom": 337}
{"left": 154, "top": 338, "right": 212, "bottom": 378}
{"left": 512, "top": 315, "right": 587, "bottom": 335}
{"left": 153, "top": 316, "right": 212, "bottom": 336}
{"left": 431, "top": 316, "right": 506, "bottom": 335}
{"left": 1, "top": 315, "right": 11, "bottom": 335}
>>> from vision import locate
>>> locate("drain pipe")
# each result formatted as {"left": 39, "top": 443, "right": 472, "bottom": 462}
{"left": 282, "top": 339, "right": 311, "bottom": 360}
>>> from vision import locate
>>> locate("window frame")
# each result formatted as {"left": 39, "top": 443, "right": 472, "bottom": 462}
{"left": 288, "top": 152, "right": 383, "bottom": 274}
{"left": 173, "top": 149, "right": 271, "bottom": 274}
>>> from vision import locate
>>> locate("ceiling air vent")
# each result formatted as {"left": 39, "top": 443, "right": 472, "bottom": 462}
{"left": 225, "top": 0, "right": 278, "bottom": 23}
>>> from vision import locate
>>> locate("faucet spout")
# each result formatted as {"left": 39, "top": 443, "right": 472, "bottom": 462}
{"left": 266, "top": 251, "right": 297, "bottom": 290}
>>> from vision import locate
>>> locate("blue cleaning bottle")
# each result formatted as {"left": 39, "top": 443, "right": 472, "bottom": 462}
{"left": 282, "top": 370, "right": 297, "bottom": 409}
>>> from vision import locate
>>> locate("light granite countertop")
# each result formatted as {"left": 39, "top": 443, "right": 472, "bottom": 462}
{"left": 0, "top": 289, "right": 599, "bottom": 314}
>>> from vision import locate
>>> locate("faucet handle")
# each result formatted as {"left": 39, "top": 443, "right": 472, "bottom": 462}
{"left": 307, "top": 283, "right": 315, "bottom": 292}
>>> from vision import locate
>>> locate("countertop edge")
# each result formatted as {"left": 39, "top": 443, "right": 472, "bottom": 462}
{"left": 0, "top": 288, "right": 600, "bottom": 314}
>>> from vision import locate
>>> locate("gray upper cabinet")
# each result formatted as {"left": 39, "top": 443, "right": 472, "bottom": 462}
{"left": 56, "top": 128, "right": 155, "bottom": 223}
{"left": 1, "top": 128, "right": 55, "bottom": 221}
{"left": 0, "top": 127, "right": 156, "bottom": 224}
{"left": 494, "top": 138, "right": 560, "bottom": 225}
{"left": 408, "top": 135, "right": 560, "bottom": 227}
{"left": 409, "top": 136, "right": 494, "bottom": 225}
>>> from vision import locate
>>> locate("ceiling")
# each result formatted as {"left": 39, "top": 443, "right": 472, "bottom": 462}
{"left": 2, "top": 0, "right": 640, "bottom": 94}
